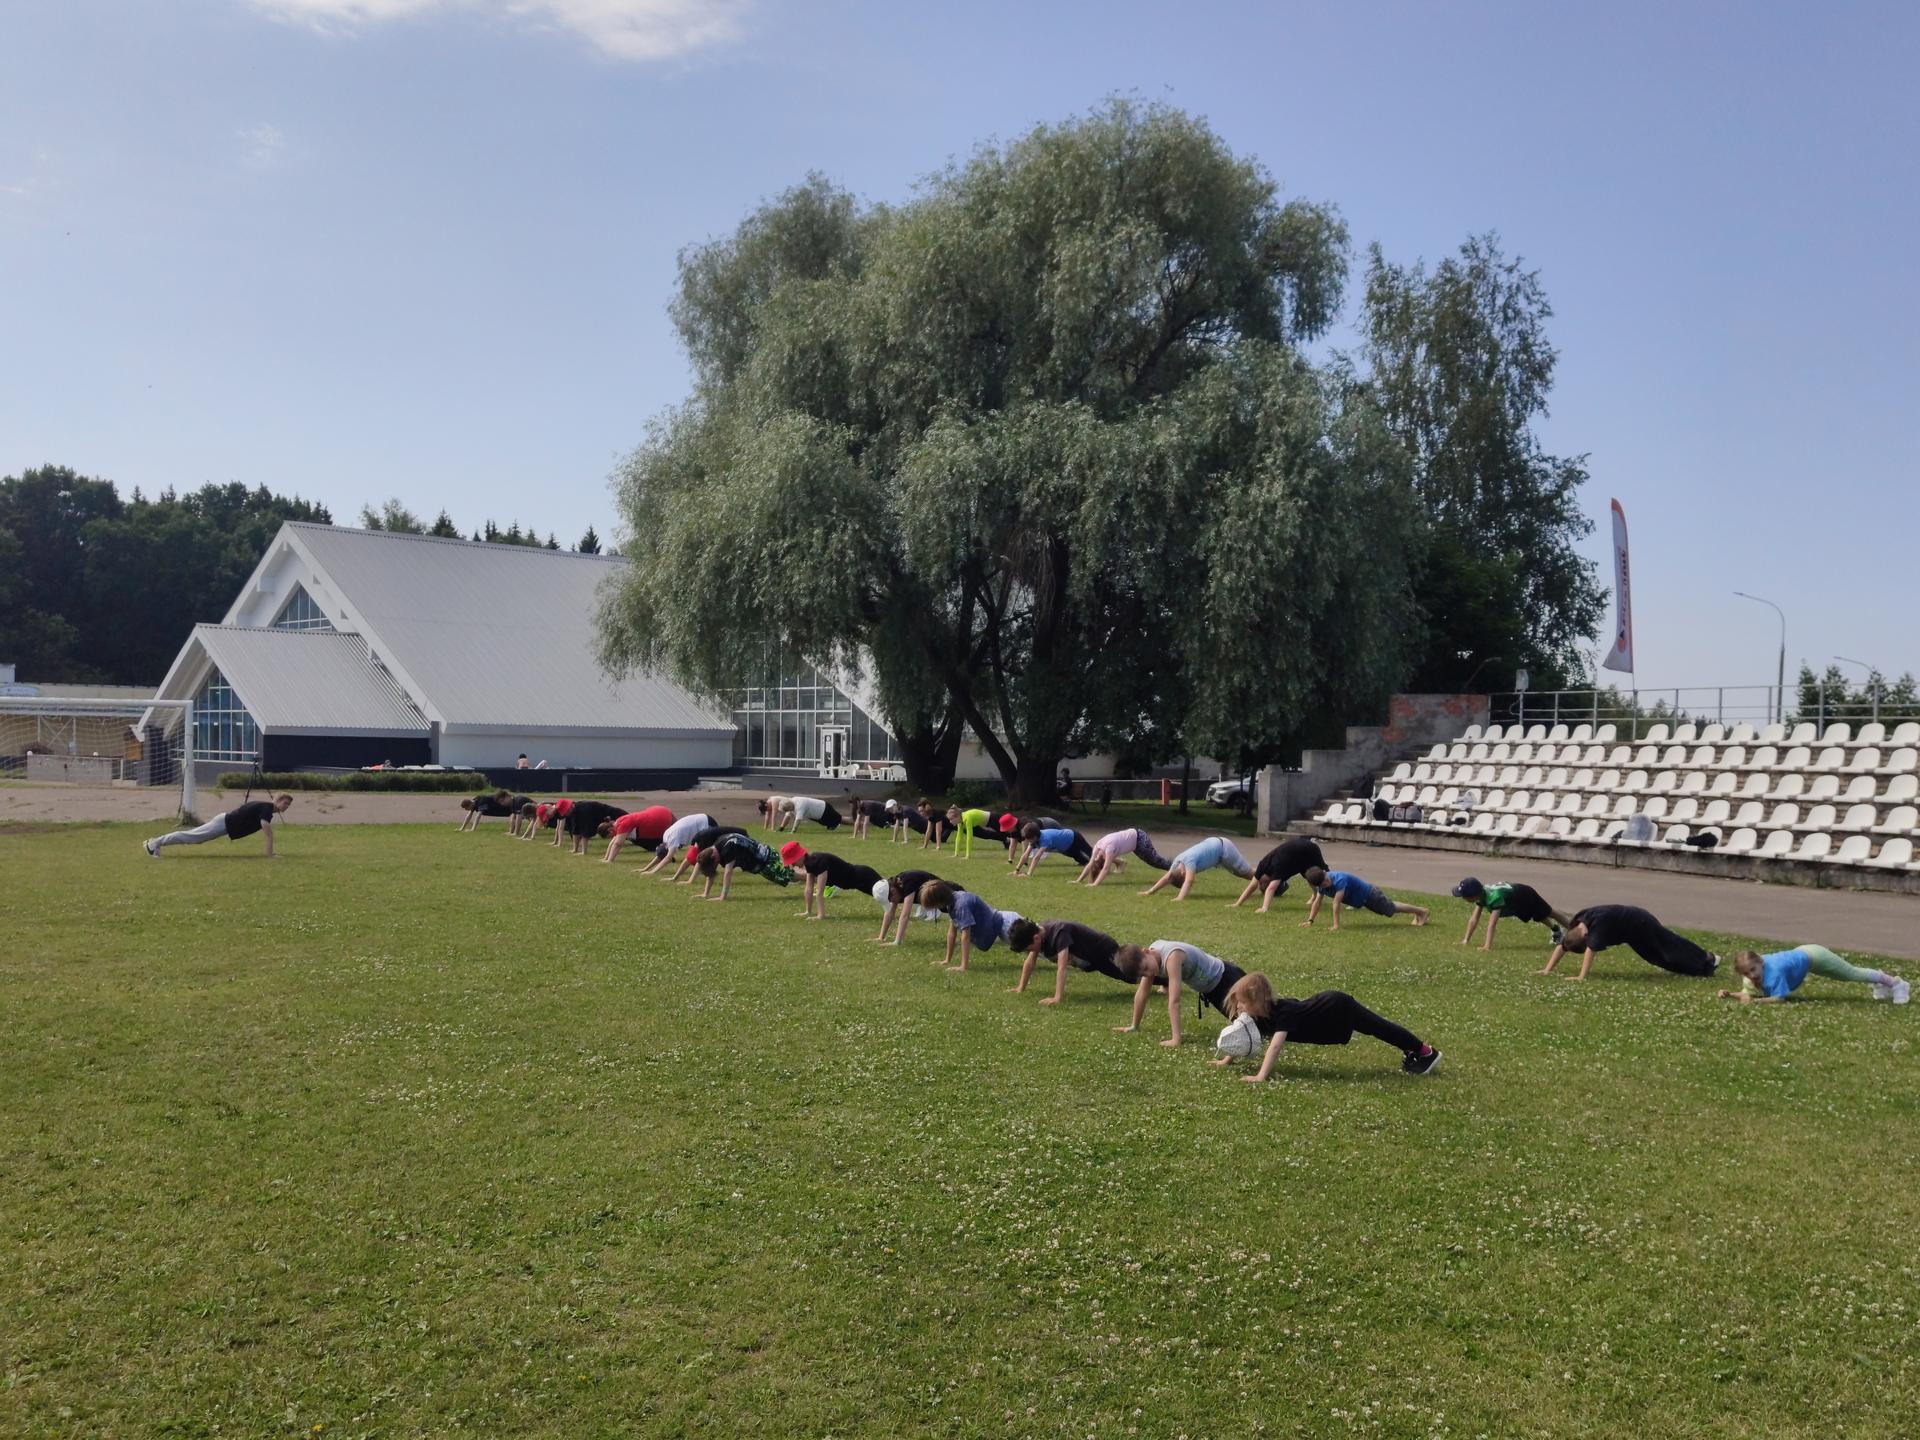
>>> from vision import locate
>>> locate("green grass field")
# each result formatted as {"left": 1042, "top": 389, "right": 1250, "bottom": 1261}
{"left": 4, "top": 820, "right": 1916, "bottom": 1438}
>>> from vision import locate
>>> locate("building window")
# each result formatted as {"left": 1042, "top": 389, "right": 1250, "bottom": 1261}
{"left": 726, "top": 662, "right": 901, "bottom": 772}
{"left": 272, "top": 585, "right": 335, "bottom": 632}
{"left": 192, "top": 665, "right": 260, "bottom": 761}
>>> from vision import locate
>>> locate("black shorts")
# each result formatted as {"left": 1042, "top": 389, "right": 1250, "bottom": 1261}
{"left": 1497, "top": 884, "right": 1553, "bottom": 925}
{"left": 1200, "top": 961, "right": 1248, "bottom": 1016}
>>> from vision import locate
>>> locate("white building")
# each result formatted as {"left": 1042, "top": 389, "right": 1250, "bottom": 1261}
{"left": 151, "top": 523, "right": 736, "bottom": 775}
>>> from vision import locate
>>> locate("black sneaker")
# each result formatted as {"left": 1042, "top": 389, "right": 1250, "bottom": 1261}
{"left": 1402, "top": 1047, "right": 1442, "bottom": 1076}
{"left": 1549, "top": 925, "right": 1564, "bottom": 946}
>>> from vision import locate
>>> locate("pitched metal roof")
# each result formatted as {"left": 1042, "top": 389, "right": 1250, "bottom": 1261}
{"left": 192, "top": 625, "right": 429, "bottom": 735}
{"left": 281, "top": 524, "right": 732, "bottom": 736}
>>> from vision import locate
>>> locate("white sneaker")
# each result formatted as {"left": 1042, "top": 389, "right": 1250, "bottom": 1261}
{"left": 1894, "top": 979, "right": 1911, "bottom": 1006}
{"left": 143, "top": 838, "right": 159, "bottom": 857}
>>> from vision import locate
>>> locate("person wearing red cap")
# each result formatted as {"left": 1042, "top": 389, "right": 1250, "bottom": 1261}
{"left": 601, "top": 805, "right": 675, "bottom": 862}
{"left": 782, "top": 840, "right": 886, "bottom": 920}
{"left": 519, "top": 797, "right": 576, "bottom": 844}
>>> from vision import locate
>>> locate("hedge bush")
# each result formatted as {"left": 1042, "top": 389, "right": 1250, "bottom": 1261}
{"left": 216, "top": 771, "right": 489, "bottom": 793}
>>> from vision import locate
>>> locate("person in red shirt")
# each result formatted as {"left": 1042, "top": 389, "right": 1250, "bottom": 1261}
{"left": 517, "top": 797, "right": 575, "bottom": 845}
{"left": 601, "top": 805, "right": 675, "bottom": 862}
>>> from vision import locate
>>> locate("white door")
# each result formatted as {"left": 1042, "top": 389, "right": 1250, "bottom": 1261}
{"left": 818, "top": 727, "right": 848, "bottom": 775}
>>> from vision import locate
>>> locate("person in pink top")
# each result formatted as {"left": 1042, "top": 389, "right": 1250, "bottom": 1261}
{"left": 600, "top": 805, "right": 675, "bottom": 862}
{"left": 1073, "top": 827, "right": 1172, "bottom": 886}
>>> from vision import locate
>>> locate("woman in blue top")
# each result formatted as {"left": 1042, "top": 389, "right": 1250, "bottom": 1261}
{"left": 1300, "top": 866, "right": 1430, "bottom": 929}
{"left": 916, "top": 881, "right": 1024, "bottom": 972}
{"left": 1011, "top": 822, "right": 1093, "bottom": 875}
{"left": 1718, "top": 945, "right": 1908, "bottom": 1004}
{"left": 1138, "top": 836, "right": 1254, "bottom": 900}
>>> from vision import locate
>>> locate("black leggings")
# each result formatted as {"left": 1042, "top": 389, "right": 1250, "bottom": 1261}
{"left": 1132, "top": 832, "right": 1172, "bottom": 871}
{"left": 1063, "top": 832, "right": 1093, "bottom": 865}
{"left": 1291, "top": 991, "right": 1423, "bottom": 1052}
{"left": 1624, "top": 929, "right": 1716, "bottom": 977}
{"left": 1342, "top": 996, "right": 1423, "bottom": 1052}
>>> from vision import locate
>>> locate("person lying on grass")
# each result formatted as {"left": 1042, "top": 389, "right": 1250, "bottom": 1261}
{"left": 1716, "top": 946, "right": 1909, "bottom": 1004}
{"left": 1453, "top": 877, "right": 1572, "bottom": 950}
{"left": 658, "top": 823, "right": 747, "bottom": 883}
{"left": 1300, "top": 867, "right": 1430, "bottom": 930}
{"left": 146, "top": 794, "right": 292, "bottom": 858}
{"left": 1009, "top": 917, "right": 1131, "bottom": 1005}
{"left": 1012, "top": 822, "right": 1094, "bottom": 876}
{"left": 599, "top": 804, "right": 672, "bottom": 861}
{"left": 871, "top": 869, "right": 944, "bottom": 943}
{"left": 1139, "top": 836, "right": 1254, "bottom": 900}
{"left": 1074, "top": 826, "right": 1171, "bottom": 886}
{"left": 779, "top": 841, "right": 885, "bottom": 921}
{"left": 1230, "top": 835, "right": 1328, "bottom": 912}
{"left": 694, "top": 834, "right": 795, "bottom": 901}
{"left": 1212, "top": 972, "right": 1442, "bottom": 1081}
{"left": 1111, "top": 940, "right": 1249, "bottom": 1047}
{"left": 458, "top": 789, "right": 525, "bottom": 832}
{"left": 636, "top": 812, "right": 716, "bottom": 874}
{"left": 916, "top": 881, "right": 1024, "bottom": 972}
{"left": 558, "top": 800, "right": 626, "bottom": 856}
{"left": 1541, "top": 905, "right": 1719, "bottom": 981}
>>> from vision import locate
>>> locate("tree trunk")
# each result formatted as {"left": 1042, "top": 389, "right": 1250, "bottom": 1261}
{"left": 1009, "top": 752, "right": 1064, "bottom": 809}
{"left": 896, "top": 707, "right": 965, "bottom": 795}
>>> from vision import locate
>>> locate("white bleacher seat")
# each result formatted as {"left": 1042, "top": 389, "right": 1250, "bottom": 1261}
{"left": 1504, "top": 790, "right": 1531, "bottom": 813}
{"left": 1571, "top": 724, "right": 1593, "bottom": 743}
{"left": 1484, "top": 789, "right": 1508, "bottom": 809}
{"left": 1727, "top": 723, "right": 1756, "bottom": 744}
{"left": 1388, "top": 762, "right": 1414, "bottom": 782}
{"left": 1644, "top": 724, "right": 1670, "bottom": 745}
{"left": 1572, "top": 818, "right": 1601, "bottom": 841}
{"left": 1520, "top": 815, "right": 1548, "bottom": 837}
{"left": 1732, "top": 800, "right": 1765, "bottom": 828}
{"left": 1673, "top": 723, "right": 1699, "bottom": 744}
{"left": 1758, "top": 830, "right": 1794, "bottom": 858}
{"left": 1678, "top": 773, "right": 1708, "bottom": 797}
{"left": 1649, "top": 771, "right": 1680, "bottom": 795}
{"left": 1632, "top": 745, "right": 1660, "bottom": 767}
{"left": 1811, "top": 746, "right": 1847, "bottom": 773}
{"left": 1661, "top": 824, "right": 1691, "bottom": 846}
{"left": 1602, "top": 819, "right": 1628, "bottom": 842}
{"left": 1840, "top": 775, "right": 1878, "bottom": 805}
{"left": 1707, "top": 772, "right": 1738, "bottom": 798}
{"left": 1623, "top": 769, "right": 1650, "bottom": 793}
{"left": 1417, "top": 785, "right": 1440, "bottom": 806}
{"left": 1496, "top": 765, "right": 1521, "bottom": 786}
{"left": 1413, "top": 763, "right": 1434, "bottom": 782}
{"left": 1828, "top": 835, "right": 1871, "bottom": 865}
{"left": 1778, "top": 746, "right": 1813, "bottom": 771}
{"left": 1609, "top": 794, "right": 1638, "bottom": 819}
{"left": 1446, "top": 743, "right": 1470, "bottom": 761}
{"left": 1660, "top": 745, "right": 1688, "bottom": 769}
{"left": 1724, "top": 827, "right": 1758, "bottom": 855}
{"left": 1764, "top": 773, "right": 1805, "bottom": 803}
{"left": 1879, "top": 748, "right": 1919, "bottom": 776}
{"left": 1640, "top": 796, "right": 1670, "bottom": 822}
{"left": 1571, "top": 768, "right": 1596, "bottom": 789}
{"left": 1470, "top": 813, "right": 1497, "bottom": 834}
{"left": 1805, "top": 775, "right": 1841, "bottom": 803}
{"left": 1891, "top": 722, "right": 1920, "bottom": 747}
{"left": 1685, "top": 745, "right": 1716, "bottom": 769}
{"left": 1467, "top": 744, "right": 1490, "bottom": 763}
{"left": 1461, "top": 724, "right": 1484, "bottom": 742}
{"left": 1760, "top": 803, "right": 1800, "bottom": 831}
{"left": 1867, "top": 837, "right": 1914, "bottom": 868}
{"left": 1432, "top": 764, "right": 1454, "bottom": 783}
{"left": 1510, "top": 743, "right": 1535, "bottom": 763}
{"left": 1743, "top": 745, "right": 1778, "bottom": 772}
{"left": 1489, "top": 743, "right": 1513, "bottom": 761}
{"left": 1856, "top": 722, "right": 1886, "bottom": 748}
{"left": 1594, "top": 723, "right": 1618, "bottom": 743}
{"left": 1530, "top": 793, "right": 1559, "bottom": 815}
{"left": 1600, "top": 745, "right": 1627, "bottom": 767}
{"left": 1668, "top": 798, "right": 1699, "bottom": 825}
{"left": 1822, "top": 722, "right": 1852, "bottom": 747}
{"left": 1545, "top": 766, "right": 1570, "bottom": 788}
{"left": 1700, "top": 723, "right": 1727, "bottom": 744}
{"left": 1546, "top": 816, "right": 1573, "bottom": 838}
{"left": 1794, "top": 833, "right": 1833, "bottom": 861}
{"left": 1794, "top": 804, "right": 1837, "bottom": 834}
{"left": 1873, "top": 805, "right": 1918, "bottom": 837}
{"left": 1699, "top": 799, "right": 1732, "bottom": 827}
{"left": 1495, "top": 814, "right": 1522, "bottom": 837}
{"left": 1884, "top": 775, "right": 1919, "bottom": 805}
{"left": 1522, "top": 766, "right": 1546, "bottom": 787}
{"left": 1720, "top": 745, "right": 1747, "bottom": 770}
{"left": 1836, "top": 804, "right": 1877, "bottom": 833}
{"left": 1756, "top": 724, "right": 1787, "bottom": 745}
{"left": 1554, "top": 793, "right": 1582, "bottom": 816}
{"left": 1580, "top": 745, "right": 1607, "bottom": 766}
{"left": 1736, "top": 772, "right": 1770, "bottom": 799}
{"left": 1578, "top": 794, "right": 1608, "bottom": 818}
{"left": 1524, "top": 725, "right": 1547, "bottom": 742}
{"left": 1787, "top": 723, "right": 1816, "bottom": 746}
{"left": 1422, "top": 743, "right": 1449, "bottom": 761}
{"left": 1547, "top": 724, "right": 1570, "bottom": 742}
{"left": 1595, "top": 769, "right": 1622, "bottom": 792}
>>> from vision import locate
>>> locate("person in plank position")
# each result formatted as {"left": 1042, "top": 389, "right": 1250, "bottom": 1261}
{"left": 779, "top": 841, "right": 885, "bottom": 921}
{"left": 1139, "top": 836, "right": 1255, "bottom": 900}
{"left": 695, "top": 833, "right": 796, "bottom": 901}
{"left": 637, "top": 812, "right": 716, "bottom": 874}
{"left": 458, "top": 790, "right": 525, "bottom": 832}
{"left": 761, "top": 795, "right": 844, "bottom": 832}
{"left": 871, "top": 869, "right": 944, "bottom": 944}
{"left": 1231, "top": 836, "right": 1328, "bottom": 912}
{"left": 1717, "top": 945, "right": 1909, "bottom": 1005}
{"left": 916, "top": 881, "right": 1024, "bottom": 972}
{"left": 1009, "top": 917, "right": 1131, "bottom": 1005}
{"left": 600, "top": 805, "right": 674, "bottom": 862}
{"left": 1212, "top": 973, "right": 1442, "bottom": 1081}
{"left": 1541, "top": 905, "right": 1719, "bottom": 981}
{"left": 660, "top": 823, "right": 748, "bottom": 883}
{"left": 1074, "top": 827, "right": 1172, "bottom": 886}
{"left": 1111, "top": 939, "right": 1249, "bottom": 1047}
{"left": 146, "top": 794, "right": 293, "bottom": 858}
{"left": 1453, "top": 877, "right": 1572, "bottom": 950}
{"left": 559, "top": 800, "right": 626, "bottom": 856}
{"left": 1300, "top": 867, "right": 1430, "bottom": 930}
{"left": 1011, "top": 822, "right": 1094, "bottom": 876}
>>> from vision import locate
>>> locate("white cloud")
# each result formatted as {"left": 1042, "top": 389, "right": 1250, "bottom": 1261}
{"left": 244, "top": 0, "right": 750, "bottom": 61}
{"left": 241, "top": 122, "right": 288, "bottom": 169}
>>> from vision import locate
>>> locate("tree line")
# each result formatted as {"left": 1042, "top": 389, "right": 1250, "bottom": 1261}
{"left": 595, "top": 99, "right": 1605, "bottom": 801}
{"left": 0, "top": 467, "right": 603, "bottom": 684}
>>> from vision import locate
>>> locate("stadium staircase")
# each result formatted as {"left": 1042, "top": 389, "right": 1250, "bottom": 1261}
{"left": 1307, "top": 719, "right": 1920, "bottom": 893}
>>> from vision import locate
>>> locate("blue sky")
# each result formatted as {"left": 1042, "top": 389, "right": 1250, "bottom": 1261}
{"left": 3, "top": 0, "right": 1914, "bottom": 694}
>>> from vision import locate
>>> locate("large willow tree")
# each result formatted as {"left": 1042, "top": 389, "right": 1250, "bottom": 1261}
{"left": 599, "top": 101, "right": 1420, "bottom": 799}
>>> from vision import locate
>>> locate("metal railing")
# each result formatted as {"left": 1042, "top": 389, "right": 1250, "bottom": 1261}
{"left": 1488, "top": 684, "right": 1917, "bottom": 739}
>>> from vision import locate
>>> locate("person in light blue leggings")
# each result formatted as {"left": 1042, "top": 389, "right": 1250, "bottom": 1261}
{"left": 1718, "top": 945, "right": 1909, "bottom": 1005}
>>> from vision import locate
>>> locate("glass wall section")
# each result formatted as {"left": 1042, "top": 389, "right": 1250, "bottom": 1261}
{"left": 192, "top": 665, "right": 261, "bottom": 761}
{"left": 272, "top": 585, "right": 335, "bottom": 632}
{"left": 728, "top": 661, "right": 900, "bottom": 771}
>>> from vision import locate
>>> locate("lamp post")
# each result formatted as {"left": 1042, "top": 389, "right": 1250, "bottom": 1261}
{"left": 1836, "top": 656, "right": 1882, "bottom": 722}
{"left": 1733, "top": 592, "right": 1786, "bottom": 724}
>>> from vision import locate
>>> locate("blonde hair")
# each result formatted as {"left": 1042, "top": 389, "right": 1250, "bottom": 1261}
{"left": 1733, "top": 949, "right": 1766, "bottom": 980}
{"left": 1224, "top": 971, "right": 1277, "bottom": 1023}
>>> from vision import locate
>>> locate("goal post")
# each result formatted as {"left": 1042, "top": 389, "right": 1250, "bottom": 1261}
{"left": 0, "top": 696, "right": 198, "bottom": 818}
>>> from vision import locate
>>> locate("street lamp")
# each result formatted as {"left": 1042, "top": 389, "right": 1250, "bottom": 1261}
{"left": 1834, "top": 655, "right": 1879, "bottom": 676}
{"left": 1733, "top": 592, "right": 1786, "bottom": 724}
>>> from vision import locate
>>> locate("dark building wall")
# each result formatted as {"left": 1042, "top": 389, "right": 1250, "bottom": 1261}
{"left": 262, "top": 734, "right": 432, "bottom": 771}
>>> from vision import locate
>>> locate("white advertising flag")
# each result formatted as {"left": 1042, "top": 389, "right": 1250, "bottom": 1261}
{"left": 1600, "top": 498, "right": 1633, "bottom": 674}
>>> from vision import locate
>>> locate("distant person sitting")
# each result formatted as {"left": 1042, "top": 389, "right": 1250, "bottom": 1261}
{"left": 516, "top": 754, "right": 531, "bottom": 770}
{"left": 146, "top": 795, "right": 293, "bottom": 858}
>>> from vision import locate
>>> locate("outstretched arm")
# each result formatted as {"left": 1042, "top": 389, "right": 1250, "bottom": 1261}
{"left": 1460, "top": 904, "right": 1483, "bottom": 945}
{"left": 1116, "top": 976, "right": 1152, "bottom": 1033}
{"left": 1242, "top": 1031, "right": 1289, "bottom": 1083}
{"left": 1301, "top": 892, "right": 1323, "bottom": 928}
{"left": 1041, "top": 948, "right": 1071, "bottom": 1005}
{"left": 1163, "top": 967, "right": 1185, "bottom": 1047}
{"left": 261, "top": 823, "right": 276, "bottom": 858}
{"left": 1231, "top": 875, "right": 1259, "bottom": 908}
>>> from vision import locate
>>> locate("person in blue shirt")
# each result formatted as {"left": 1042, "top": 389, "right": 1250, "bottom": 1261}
{"left": 1718, "top": 945, "right": 1908, "bottom": 1004}
{"left": 1300, "top": 866, "right": 1430, "bottom": 930}
{"left": 916, "top": 881, "right": 1024, "bottom": 972}
{"left": 1011, "top": 822, "right": 1093, "bottom": 875}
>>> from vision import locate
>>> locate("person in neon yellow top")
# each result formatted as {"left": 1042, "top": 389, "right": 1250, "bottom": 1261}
{"left": 945, "top": 806, "right": 994, "bottom": 859}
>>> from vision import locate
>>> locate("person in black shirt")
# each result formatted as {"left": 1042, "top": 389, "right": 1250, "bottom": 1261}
{"left": 873, "top": 868, "right": 943, "bottom": 943}
{"left": 660, "top": 824, "right": 748, "bottom": 883}
{"left": 1543, "top": 905, "right": 1719, "bottom": 981}
{"left": 146, "top": 794, "right": 293, "bottom": 858}
{"left": 695, "top": 834, "right": 795, "bottom": 901}
{"left": 1214, "top": 972, "right": 1442, "bottom": 1080}
{"left": 1009, "top": 918, "right": 1130, "bottom": 1005}
{"left": 558, "top": 800, "right": 626, "bottom": 855}
{"left": 458, "top": 789, "right": 525, "bottom": 833}
{"left": 790, "top": 847, "right": 885, "bottom": 921}
{"left": 1231, "top": 836, "right": 1328, "bottom": 912}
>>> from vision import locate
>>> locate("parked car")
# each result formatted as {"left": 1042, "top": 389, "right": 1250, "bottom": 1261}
{"left": 1206, "top": 774, "right": 1257, "bottom": 814}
